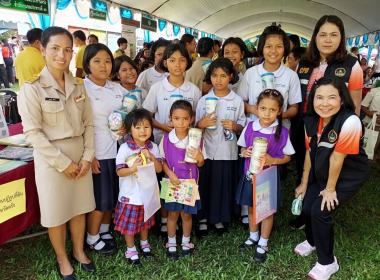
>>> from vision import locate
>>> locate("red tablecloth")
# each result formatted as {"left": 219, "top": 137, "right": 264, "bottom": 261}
{"left": 0, "top": 123, "right": 40, "bottom": 245}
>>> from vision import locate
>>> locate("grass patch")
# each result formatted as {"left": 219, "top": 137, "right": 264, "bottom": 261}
{"left": 0, "top": 163, "right": 379, "bottom": 280}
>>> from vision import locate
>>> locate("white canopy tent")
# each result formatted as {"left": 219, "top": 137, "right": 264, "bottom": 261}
{"left": 112, "top": 0, "right": 378, "bottom": 40}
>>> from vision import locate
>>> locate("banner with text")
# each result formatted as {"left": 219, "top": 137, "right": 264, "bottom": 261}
{"left": 0, "top": 0, "right": 49, "bottom": 15}
{"left": 141, "top": 16, "right": 157, "bottom": 32}
{"left": 0, "top": 178, "right": 26, "bottom": 224}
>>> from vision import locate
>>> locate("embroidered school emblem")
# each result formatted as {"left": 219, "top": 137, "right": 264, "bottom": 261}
{"left": 335, "top": 68, "right": 346, "bottom": 77}
{"left": 328, "top": 130, "right": 338, "bottom": 143}
{"left": 299, "top": 67, "right": 309, "bottom": 74}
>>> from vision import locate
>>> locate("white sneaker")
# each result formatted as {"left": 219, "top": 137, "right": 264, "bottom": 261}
{"left": 295, "top": 240, "right": 316, "bottom": 256}
{"left": 308, "top": 257, "right": 339, "bottom": 280}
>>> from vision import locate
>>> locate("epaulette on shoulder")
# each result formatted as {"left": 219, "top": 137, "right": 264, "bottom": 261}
{"left": 25, "top": 73, "right": 41, "bottom": 83}
{"left": 75, "top": 77, "right": 84, "bottom": 84}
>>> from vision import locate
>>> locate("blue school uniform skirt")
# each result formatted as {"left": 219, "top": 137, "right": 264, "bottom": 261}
{"left": 92, "top": 159, "right": 119, "bottom": 212}
{"left": 235, "top": 165, "right": 283, "bottom": 208}
{"left": 196, "top": 159, "right": 239, "bottom": 224}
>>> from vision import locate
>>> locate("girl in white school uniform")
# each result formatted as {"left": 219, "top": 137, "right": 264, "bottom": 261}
{"left": 113, "top": 55, "right": 148, "bottom": 107}
{"left": 237, "top": 24, "right": 302, "bottom": 129}
{"left": 83, "top": 44, "right": 127, "bottom": 255}
{"left": 142, "top": 43, "right": 201, "bottom": 236}
{"left": 114, "top": 109, "right": 162, "bottom": 268}
{"left": 236, "top": 24, "right": 301, "bottom": 227}
{"left": 136, "top": 38, "right": 171, "bottom": 92}
{"left": 236, "top": 89, "right": 294, "bottom": 263}
{"left": 195, "top": 58, "right": 246, "bottom": 235}
{"left": 222, "top": 37, "right": 249, "bottom": 93}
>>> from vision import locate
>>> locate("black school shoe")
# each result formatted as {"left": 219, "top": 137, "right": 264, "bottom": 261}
{"left": 56, "top": 262, "right": 76, "bottom": 280}
{"left": 240, "top": 215, "right": 249, "bottom": 229}
{"left": 195, "top": 222, "right": 208, "bottom": 238}
{"left": 71, "top": 255, "right": 95, "bottom": 273}
{"left": 181, "top": 243, "right": 195, "bottom": 258}
{"left": 166, "top": 243, "right": 178, "bottom": 261}
{"left": 239, "top": 238, "right": 258, "bottom": 252}
{"left": 214, "top": 224, "right": 228, "bottom": 236}
{"left": 85, "top": 238, "right": 117, "bottom": 255}
{"left": 289, "top": 215, "right": 305, "bottom": 230}
{"left": 125, "top": 251, "right": 142, "bottom": 268}
{"left": 99, "top": 231, "right": 117, "bottom": 247}
{"left": 254, "top": 245, "right": 268, "bottom": 263}
{"left": 141, "top": 243, "right": 153, "bottom": 260}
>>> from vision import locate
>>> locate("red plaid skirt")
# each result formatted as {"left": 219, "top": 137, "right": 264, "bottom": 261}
{"left": 114, "top": 201, "right": 155, "bottom": 236}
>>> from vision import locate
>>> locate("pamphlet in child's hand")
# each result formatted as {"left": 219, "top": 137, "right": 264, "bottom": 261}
{"left": 160, "top": 179, "right": 199, "bottom": 206}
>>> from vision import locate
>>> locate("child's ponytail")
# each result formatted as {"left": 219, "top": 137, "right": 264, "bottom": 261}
{"left": 275, "top": 112, "right": 283, "bottom": 142}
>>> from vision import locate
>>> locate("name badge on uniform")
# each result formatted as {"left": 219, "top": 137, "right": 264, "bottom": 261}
{"left": 45, "top": 98, "right": 60, "bottom": 101}
{"left": 75, "top": 94, "right": 86, "bottom": 103}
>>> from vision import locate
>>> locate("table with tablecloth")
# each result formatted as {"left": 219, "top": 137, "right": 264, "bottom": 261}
{"left": 0, "top": 123, "right": 40, "bottom": 245}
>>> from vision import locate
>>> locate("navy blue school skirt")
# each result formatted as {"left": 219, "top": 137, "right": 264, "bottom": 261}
{"left": 196, "top": 159, "right": 239, "bottom": 224}
{"left": 92, "top": 159, "right": 119, "bottom": 212}
{"left": 235, "top": 166, "right": 282, "bottom": 208}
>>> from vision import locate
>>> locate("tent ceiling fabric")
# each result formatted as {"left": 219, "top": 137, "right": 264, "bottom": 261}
{"left": 114, "top": 0, "right": 378, "bottom": 40}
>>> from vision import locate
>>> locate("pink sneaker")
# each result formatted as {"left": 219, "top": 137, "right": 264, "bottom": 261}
{"left": 294, "top": 240, "right": 316, "bottom": 256}
{"left": 308, "top": 257, "right": 339, "bottom": 280}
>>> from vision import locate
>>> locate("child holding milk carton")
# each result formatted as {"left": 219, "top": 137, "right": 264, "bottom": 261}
{"left": 236, "top": 24, "right": 301, "bottom": 227}
{"left": 195, "top": 58, "right": 246, "bottom": 236}
{"left": 159, "top": 100, "right": 207, "bottom": 260}
{"left": 143, "top": 43, "right": 202, "bottom": 237}
{"left": 236, "top": 89, "right": 294, "bottom": 263}
{"left": 113, "top": 55, "right": 148, "bottom": 108}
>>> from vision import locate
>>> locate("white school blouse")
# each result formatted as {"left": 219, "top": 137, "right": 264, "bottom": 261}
{"left": 116, "top": 142, "right": 161, "bottom": 205}
{"left": 143, "top": 78, "right": 202, "bottom": 144}
{"left": 195, "top": 89, "right": 246, "bottom": 160}
{"left": 237, "top": 119, "right": 295, "bottom": 155}
{"left": 228, "top": 72, "right": 244, "bottom": 93}
{"left": 237, "top": 63, "right": 302, "bottom": 129}
{"left": 84, "top": 78, "right": 126, "bottom": 159}
{"left": 136, "top": 65, "right": 169, "bottom": 92}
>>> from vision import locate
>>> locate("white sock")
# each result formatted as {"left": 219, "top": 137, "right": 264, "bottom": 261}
{"left": 242, "top": 216, "right": 249, "bottom": 224}
{"left": 199, "top": 219, "right": 207, "bottom": 230}
{"left": 168, "top": 236, "right": 176, "bottom": 252}
{"left": 182, "top": 235, "right": 190, "bottom": 251}
{"left": 99, "top": 223, "right": 112, "bottom": 239}
{"left": 241, "top": 205, "right": 248, "bottom": 216}
{"left": 245, "top": 231, "right": 259, "bottom": 245}
{"left": 161, "top": 217, "right": 168, "bottom": 232}
{"left": 127, "top": 246, "right": 139, "bottom": 260}
{"left": 215, "top": 222, "right": 224, "bottom": 229}
{"left": 87, "top": 233, "right": 105, "bottom": 250}
{"left": 257, "top": 237, "right": 268, "bottom": 254}
{"left": 140, "top": 239, "right": 150, "bottom": 252}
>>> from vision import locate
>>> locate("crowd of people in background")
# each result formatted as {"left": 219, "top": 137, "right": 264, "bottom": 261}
{"left": 3, "top": 13, "right": 378, "bottom": 280}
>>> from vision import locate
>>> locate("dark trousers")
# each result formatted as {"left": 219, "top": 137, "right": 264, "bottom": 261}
{"left": 3, "top": 58, "right": 13, "bottom": 84}
{"left": 303, "top": 181, "right": 360, "bottom": 265}
{"left": 0, "top": 64, "right": 9, "bottom": 87}
{"left": 292, "top": 120, "right": 306, "bottom": 186}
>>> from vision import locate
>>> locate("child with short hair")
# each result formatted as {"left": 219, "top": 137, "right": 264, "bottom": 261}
{"left": 195, "top": 57, "right": 246, "bottom": 235}
{"left": 114, "top": 109, "right": 162, "bottom": 268}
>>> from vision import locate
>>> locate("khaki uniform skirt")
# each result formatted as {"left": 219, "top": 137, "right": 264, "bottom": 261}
{"left": 34, "top": 136, "right": 95, "bottom": 227}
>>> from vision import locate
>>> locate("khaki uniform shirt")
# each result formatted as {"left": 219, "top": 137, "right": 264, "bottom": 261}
{"left": 18, "top": 66, "right": 94, "bottom": 172}
{"left": 185, "top": 56, "right": 211, "bottom": 91}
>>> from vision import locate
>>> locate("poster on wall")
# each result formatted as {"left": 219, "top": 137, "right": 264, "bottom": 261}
{"left": 89, "top": 29, "right": 106, "bottom": 45}
{"left": 107, "top": 32, "right": 122, "bottom": 55}
{"left": 121, "top": 24, "right": 137, "bottom": 58}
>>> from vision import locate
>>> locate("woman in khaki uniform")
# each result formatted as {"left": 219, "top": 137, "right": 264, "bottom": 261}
{"left": 18, "top": 27, "right": 95, "bottom": 280}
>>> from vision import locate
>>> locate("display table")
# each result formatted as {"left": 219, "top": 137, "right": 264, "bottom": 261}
{"left": 0, "top": 123, "right": 40, "bottom": 245}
